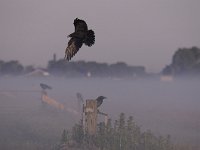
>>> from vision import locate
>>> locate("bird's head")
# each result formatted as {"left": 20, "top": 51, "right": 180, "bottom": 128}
{"left": 96, "top": 96, "right": 107, "bottom": 101}
{"left": 74, "top": 18, "right": 80, "bottom": 26}
{"left": 96, "top": 96, "right": 107, "bottom": 108}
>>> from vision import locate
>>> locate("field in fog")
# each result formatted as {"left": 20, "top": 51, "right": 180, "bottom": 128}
{"left": 0, "top": 77, "right": 199, "bottom": 149}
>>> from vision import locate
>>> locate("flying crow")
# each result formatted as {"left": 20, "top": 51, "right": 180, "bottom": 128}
{"left": 64, "top": 18, "right": 95, "bottom": 61}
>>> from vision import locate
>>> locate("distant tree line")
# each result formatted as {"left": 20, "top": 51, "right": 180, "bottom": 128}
{"left": 162, "top": 47, "right": 200, "bottom": 76}
{"left": 0, "top": 60, "right": 35, "bottom": 76}
{"left": 58, "top": 113, "right": 193, "bottom": 150}
{"left": 2, "top": 46, "right": 200, "bottom": 77}
{"left": 0, "top": 59, "right": 146, "bottom": 78}
{"left": 48, "top": 59, "right": 146, "bottom": 78}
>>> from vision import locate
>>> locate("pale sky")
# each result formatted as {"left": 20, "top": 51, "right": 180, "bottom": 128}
{"left": 0, "top": 0, "right": 200, "bottom": 72}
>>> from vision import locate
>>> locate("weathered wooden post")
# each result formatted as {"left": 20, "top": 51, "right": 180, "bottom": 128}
{"left": 84, "top": 99, "right": 98, "bottom": 135}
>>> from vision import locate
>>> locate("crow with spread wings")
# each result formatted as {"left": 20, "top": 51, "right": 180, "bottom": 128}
{"left": 64, "top": 18, "right": 95, "bottom": 61}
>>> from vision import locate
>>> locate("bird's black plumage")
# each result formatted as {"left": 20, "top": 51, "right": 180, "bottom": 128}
{"left": 96, "top": 96, "right": 106, "bottom": 108}
{"left": 64, "top": 18, "right": 95, "bottom": 61}
{"left": 40, "top": 83, "right": 52, "bottom": 90}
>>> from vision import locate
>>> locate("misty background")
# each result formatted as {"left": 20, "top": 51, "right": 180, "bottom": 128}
{"left": 1, "top": 0, "right": 200, "bottom": 149}
{"left": 0, "top": 77, "right": 200, "bottom": 149}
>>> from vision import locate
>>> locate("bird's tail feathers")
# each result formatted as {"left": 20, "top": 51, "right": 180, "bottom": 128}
{"left": 84, "top": 30, "right": 95, "bottom": 47}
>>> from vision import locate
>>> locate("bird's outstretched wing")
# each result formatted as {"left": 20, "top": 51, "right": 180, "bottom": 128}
{"left": 64, "top": 38, "right": 83, "bottom": 61}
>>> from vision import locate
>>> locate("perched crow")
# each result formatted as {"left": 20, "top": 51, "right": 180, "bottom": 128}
{"left": 64, "top": 18, "right": 95, "bottom": 61}
{"left": 96, "top": 96, "right": 106, "bottom": 108}
{"left": 40, "top": 83, "right": 52, "bottom": 90}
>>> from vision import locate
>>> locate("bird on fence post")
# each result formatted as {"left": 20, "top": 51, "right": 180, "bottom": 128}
{"left": 96, "top": 96, "right": 107, "bottom": 108}
{"left": 40, "top": 83, "right": 52, "bottom": 90}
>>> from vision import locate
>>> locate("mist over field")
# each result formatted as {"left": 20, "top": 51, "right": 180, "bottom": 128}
{"left": 0, "top": 77, "right": 199, "bottom": 149}
{"left": 1, "top": 0, "right": 200, "bottom": 149}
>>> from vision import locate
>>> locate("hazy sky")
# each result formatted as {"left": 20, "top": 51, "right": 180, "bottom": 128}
{"left": 1, "top": 0, "right": 200, "bottom": 72}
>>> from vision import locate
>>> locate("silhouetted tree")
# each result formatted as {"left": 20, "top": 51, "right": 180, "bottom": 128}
{"left": 47, "top": 58, "right": 146, "bottom": 78}
{"left": 1, "top": 60, "right": 24, "bottom": 75}
{"left": 162, "top": 46, "right": 200, "bottom": 76}
{"left": 24, "top": 65, "right": 35, "bottom": 74}
{"left": 0, "top": 60, "right": 4, "bottom": 75}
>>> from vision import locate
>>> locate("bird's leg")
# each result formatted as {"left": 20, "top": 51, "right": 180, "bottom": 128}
{"left": 68, "top": 32, "right": 76, "bottom": 38}
{"left": 68, "top": 32, "right": 82, "bottom": 38}
{"left": 67, "top": 33, "right": 72, "bottom": 38}
{"left": 64, "top": 52, "right": 68, "bottom": 60}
